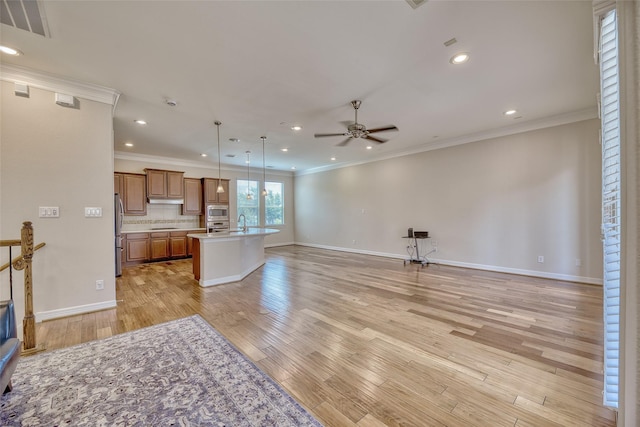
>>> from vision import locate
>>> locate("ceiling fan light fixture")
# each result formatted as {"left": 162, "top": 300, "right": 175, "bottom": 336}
{"left": 504, "top": 109, "right": 517, "bottom": 116}
{"left": 450, "top": 52, "right": 470, "bottom": 64}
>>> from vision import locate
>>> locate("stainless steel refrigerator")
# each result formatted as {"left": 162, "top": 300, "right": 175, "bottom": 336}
{"left": 115, "top": 193, "right": 124, "bottom": 277}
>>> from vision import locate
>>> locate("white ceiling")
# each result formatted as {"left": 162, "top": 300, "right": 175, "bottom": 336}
{"left": 0, "top": 0, "right": 598, "bottom": 173}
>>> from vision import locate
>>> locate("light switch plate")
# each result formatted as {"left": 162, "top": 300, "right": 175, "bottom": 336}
{"left": 39, "top": 206, "right": 60, "bottom": 218}
{"left": 85, "top": 207, "right": 102, "bottom": 217}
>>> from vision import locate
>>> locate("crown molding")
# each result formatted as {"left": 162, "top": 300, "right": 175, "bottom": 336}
{"left": 0, "top": 64, "right": 120, "bottom": 107}
{"left": 297, "top": 107, "right": 598, "bottom": 176}
{"left": 114, "top": 151, "right": 294, "bottom": 178}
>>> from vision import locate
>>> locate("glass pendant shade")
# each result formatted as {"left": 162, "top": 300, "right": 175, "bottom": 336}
{"left": 261, "top": 136, "right": 267, "bottom": 197}
{"left": 215, "top": 121, "right": 225, "bottom": 193}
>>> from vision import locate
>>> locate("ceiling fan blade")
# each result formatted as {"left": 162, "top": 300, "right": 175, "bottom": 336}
{"left": 367, "top": 125, "right": 398, "bottom": 134}
{"left": 337, "top": 137, "right": 353, "bottom": 146}
{"left": 364, "top": 135, "right": 387, "bottom": 143}
{"left": 314, "top": 132, "right": 348, "bottom": 138}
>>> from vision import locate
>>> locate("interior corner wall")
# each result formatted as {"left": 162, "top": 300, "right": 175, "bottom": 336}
{"left": 294, "top": 119, "right": 603, "bottom": 284}
{"left": 0, "top": 82, "right": 116, "bottom": 332}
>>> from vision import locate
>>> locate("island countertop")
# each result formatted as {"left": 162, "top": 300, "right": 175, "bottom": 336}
{"left": 187, "top": 228, "right": 280, "bottom": 239}
{"left": 189, "top": 228, "right": 280, "bottom": 287}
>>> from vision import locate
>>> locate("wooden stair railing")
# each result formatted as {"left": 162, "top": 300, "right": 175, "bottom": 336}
{"left": 0, "top": 221, "right": 46, "bottom": 354}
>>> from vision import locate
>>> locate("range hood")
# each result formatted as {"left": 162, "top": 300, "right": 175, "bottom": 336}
{"left": 148, "top": 198, "right": 184, "bottom": 205}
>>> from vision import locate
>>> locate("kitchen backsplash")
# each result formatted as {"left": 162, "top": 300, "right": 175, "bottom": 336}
{"left": 122, "top": 204, "right": 200, "bottom": 231}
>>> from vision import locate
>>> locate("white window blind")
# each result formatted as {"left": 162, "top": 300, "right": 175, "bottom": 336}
{"left": 599, "top": 8, "right": 620, "bottom": 409}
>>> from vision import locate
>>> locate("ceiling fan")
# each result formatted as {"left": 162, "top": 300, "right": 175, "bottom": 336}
{"left": 314, "top": 100, "right": 398, "bottom": 146}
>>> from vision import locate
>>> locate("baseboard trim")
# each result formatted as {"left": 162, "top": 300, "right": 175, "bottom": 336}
{"left": 199, "top": 260, "right": 265, "bottom": 287}
{"left": 294, "top": 242, "right": 603, "bottom": 285}
{"left": 265, "top": 241, "right": 295, "bottom": 248}
{"left": 36, "top": 300, "right": 118, "bottom": 323}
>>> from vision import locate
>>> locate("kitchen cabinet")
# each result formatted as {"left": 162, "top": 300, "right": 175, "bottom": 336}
{"left": 170, "top": 231, "right": 188, "bottom": 258}
{"left": 125, "top": 233, "right": 149, "bottom": 263}
{"left": 203, "top": 178, "right": 229, "bottom": 204}
{"left": 182, "top": 178, "right": 203, "bottom": 215}
{"left": 150, "top": 232, "right": 170, "bottom": 260}
{"left": 187, "top": 236, "right": 194, "bottom": 256}
{"left": 116, "top": 173, "right": 147, "bottom": 216}
{"left": 145, "top": 169, "right": 184, "bottom": 200}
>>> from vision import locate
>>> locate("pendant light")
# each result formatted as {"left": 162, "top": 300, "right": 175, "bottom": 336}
{"left": 261, "top": 136, "right": 267, "bottom": 197}
{"left": 214, "top": 121, "right": 225, "bottom": 194}
{"left": 246, "top": 150, "right": 253, "bottom": 200}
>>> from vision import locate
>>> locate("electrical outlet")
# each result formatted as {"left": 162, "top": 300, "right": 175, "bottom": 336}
{"left": 432, "top": 240, "right": 438, "bottom": 247}
{"left": 95, "top": 280, "right": 104, "bottom": 290}
{"left": 537, "top": 255, "right": 544, "bottom": 263}
{"left": 576, "top": 258, "right": 582, "bottom": 267}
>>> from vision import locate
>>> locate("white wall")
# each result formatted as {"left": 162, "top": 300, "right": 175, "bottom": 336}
{"left": 294, "top": 119, "right": 603, "bottom": 283}
{"left": 114, "top": 156, "right": 295, "bottom": 246}
{"left": 0, "top": 80, "right": 117, "bottom": 329}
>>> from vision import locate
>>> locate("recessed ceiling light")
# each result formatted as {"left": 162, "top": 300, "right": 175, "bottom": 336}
{"left": 291, "top": 125, "right": 302, "bottom": 131}
{"left": 291, "top": 166, "right": 296, "bottom": 170}
{"left": 200, "top": 153, "right": 207, "bottom": 157}
{"left": 0, "top": 45, "right": 22, "bottom": 56}
{"left": 134, "top": 119, "right": 147, "bottom": 125}
{"left": 281, "top": 148, "right": 288, "bottom": 152}
{"left": 330, "top": 157, "right": 336, "bottom": 161}
{"left": 225, "top": 154, "right": 236, "bottom": 158}
{"left": 504, "top": 109, "right": 517, "bottom": 116}
{"left": 125, "top": 143, "right": 133, "bottom": 147}
{"left": 450, "top": 52, "right": 470, "bottom": 65}
{"left": 366, "top": 146, "right": 373, "bottom": 150}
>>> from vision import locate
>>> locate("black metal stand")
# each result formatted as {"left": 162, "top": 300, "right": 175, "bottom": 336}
{"left": 402, "top": 236, "right": 433, "bottom": 267}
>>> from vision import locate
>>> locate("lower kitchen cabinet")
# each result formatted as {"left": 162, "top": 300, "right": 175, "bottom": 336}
{"left": 170, "top": 231, "right": 188, "bottom": 258}
{"left": 150, "top": 232, "right": 170, "bottom": 260}
{"left": 125, "top": 233, "right": 149, "bottom": 263}
{"left": 124, "top": 231, "right": 193, "bottom": 266}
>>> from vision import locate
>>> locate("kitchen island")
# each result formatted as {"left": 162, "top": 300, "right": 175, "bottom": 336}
{"left": 187, "top": 228, "right": 280, "bottom": 287}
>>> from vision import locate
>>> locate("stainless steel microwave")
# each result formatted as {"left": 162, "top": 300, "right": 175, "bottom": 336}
{"left": 207, "top": 204, "right": 229, "bottom": 221}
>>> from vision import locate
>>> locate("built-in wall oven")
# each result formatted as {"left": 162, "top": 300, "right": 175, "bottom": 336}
{"left": 206, "top": 204, "right": 229, "bottom": 233}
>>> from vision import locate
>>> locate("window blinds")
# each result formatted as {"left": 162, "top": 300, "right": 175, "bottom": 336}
{"left": 599, "top": 8, "right": 620, "bottom": 409}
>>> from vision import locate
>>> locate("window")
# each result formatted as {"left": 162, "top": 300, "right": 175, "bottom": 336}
{"left": 264, "top": 182, "right": 284, "bottom": 225}
{"left": 236, "top": 179, "right": 259, "bottom": 226}
{"left": 598, "top": 8, "right": 620, "bottom": 409}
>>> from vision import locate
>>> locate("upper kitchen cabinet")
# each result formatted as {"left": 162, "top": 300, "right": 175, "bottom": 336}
{"left": 203, "top": 178, "right": 230, "bottom": 204}
{"left": 145, "top": 169, "right": 184, "bottom": 202}
{"left": 116, "top": 173, "right": 147, "bottom": 215}
{"left": 182, "top": 178, "right": 203, "bottom": 215}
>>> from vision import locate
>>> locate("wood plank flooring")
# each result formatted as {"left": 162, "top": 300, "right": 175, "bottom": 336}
{"left": 35, "top": 245, "right": 616, "bottom": 426}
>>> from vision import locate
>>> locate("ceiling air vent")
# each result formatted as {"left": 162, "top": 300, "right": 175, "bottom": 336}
{"left": 0, "top": 0, "right": 49, "bottom": 37}
{"left": 405, "top": 0, "right": 428, "bottom": 9}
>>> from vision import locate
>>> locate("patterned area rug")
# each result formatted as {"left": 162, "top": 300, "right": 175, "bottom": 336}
{"left": 0, "top": 315, "right": 322, "bottom": 426}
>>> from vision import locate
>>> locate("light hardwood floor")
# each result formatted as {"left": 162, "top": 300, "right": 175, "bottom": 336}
{"left": 36, "top": 245, "right": 616, "bottom": 426}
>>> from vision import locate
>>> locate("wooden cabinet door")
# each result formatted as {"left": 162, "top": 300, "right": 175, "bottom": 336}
{"left": 150, "top": 232, "right": 170, "bottom": 260}
{"left": 182, "top": 178, "right": 203, "bottom": 215}
{"left": 170, "top": 236, "right": 187, "bottom": 258}
{"left": 114, "top": 173, "right": 124, "bottom": 196}
{"left": 217, "top": 179, "right": 230, "bottom": 204}
{"left": 146, "top": 169, "right": 167, "bottom": 198}
{"left": 126, "top": 234, "right": 149, "bottom": 262}
{"left": 203, "top": 178, "right": 217, "bottom": 204}
{"left": 203, "top": 178, "right": 230, "bottom": 204}
{"left": 167, "top": 171, "right": 184, "bottom": 198}
{"left": 187, "top": 236, "right": 194, "bottom": 256}
{"left": 123, "top": 174, "right": 147, "bottom": 215}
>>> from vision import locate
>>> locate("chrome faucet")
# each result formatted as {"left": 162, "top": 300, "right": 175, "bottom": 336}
{"left": 238, "top": 214, "right": 247, "bottom": 232}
